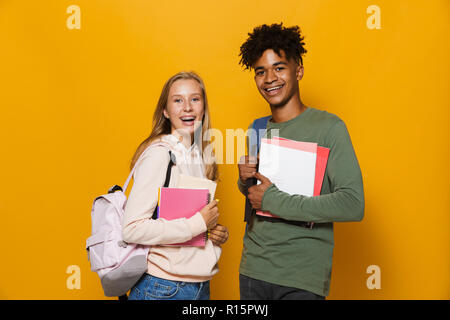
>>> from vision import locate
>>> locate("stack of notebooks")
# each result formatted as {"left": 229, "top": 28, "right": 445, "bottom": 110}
{"left": 156, "top": 174, "right": 216, "bottom": 247}
{"left": 256, "top": 136, "right": 330, "bottom": 222}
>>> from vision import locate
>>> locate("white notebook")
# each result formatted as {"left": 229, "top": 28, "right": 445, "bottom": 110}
{"left": 258, "top": 137, "right": 317, "bottom": 197}
{"left": 176, "top": 174, "right": 217, "bottom": 198}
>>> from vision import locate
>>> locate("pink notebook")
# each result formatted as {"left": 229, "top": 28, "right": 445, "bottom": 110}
{"left": 256, "top": 137, "right": 330, "bottom": 223}
{"left": 314, "top": 146, "right": 330, "bottom": 196}
{"left": 158, "top": 187, "right": 210, "bottom": 246}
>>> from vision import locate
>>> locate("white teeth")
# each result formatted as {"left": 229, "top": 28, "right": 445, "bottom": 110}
{"left": 266, "top": 85, "right": 283, "bottom": 92}
{"left": 181, "top": 117, "right": 195, "bottom": 121}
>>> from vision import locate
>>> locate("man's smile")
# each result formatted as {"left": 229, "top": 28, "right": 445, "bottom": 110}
{"left": 264, "top": 84, "right": 285, "bottom": 96}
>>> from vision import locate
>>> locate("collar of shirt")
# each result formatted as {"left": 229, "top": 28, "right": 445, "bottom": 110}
{"left": 162, "top": 134, "right": 205, "bottom": 177}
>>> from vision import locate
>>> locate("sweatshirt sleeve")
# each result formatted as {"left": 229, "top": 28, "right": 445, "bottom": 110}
{"left": 261, "top": 120, "right": 365, "bottom": 223}
{"left": 122, "top": 146, "right": 207, "bottom": 245}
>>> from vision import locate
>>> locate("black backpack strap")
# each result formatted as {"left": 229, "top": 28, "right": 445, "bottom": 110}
{"left": 151, "top": 150, "right": 175, "bottom": 219}
{"left": 163, "top": 151, "right": 175, "bottom": 188}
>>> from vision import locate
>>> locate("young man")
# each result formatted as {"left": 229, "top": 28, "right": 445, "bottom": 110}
{"left": 237, "top": 23, "right": 365, "bottom": 300}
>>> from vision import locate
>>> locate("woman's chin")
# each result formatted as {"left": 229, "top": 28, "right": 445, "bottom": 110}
{"left": 173, "top": 121, "right": 202, "bottom": 137}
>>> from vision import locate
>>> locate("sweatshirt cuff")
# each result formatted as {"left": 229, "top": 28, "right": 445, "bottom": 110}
{"left": 261, "top": 184, "right": 278, "bottom": 213}
{"left": 186, "top": 212, "right": 208, "bottom": 238}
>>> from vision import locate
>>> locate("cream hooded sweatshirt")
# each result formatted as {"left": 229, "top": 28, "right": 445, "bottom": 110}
{"left": 122, "top": 134, "right": 221, "bottom": 282}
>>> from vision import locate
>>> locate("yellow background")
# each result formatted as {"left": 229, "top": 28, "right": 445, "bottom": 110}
{"left": 0, "top": 0, "right": 448, "bottom": 299}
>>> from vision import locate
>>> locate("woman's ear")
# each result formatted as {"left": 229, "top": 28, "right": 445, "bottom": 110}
{"left": 163, "top": 109, "right": 169, "bottom": 119}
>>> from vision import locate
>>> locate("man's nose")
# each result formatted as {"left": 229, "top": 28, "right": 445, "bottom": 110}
{"left": 264, "top": 69, "right": 278, "bottom": 84}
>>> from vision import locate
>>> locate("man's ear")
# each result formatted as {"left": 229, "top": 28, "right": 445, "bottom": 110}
{"left": 296, "top": 64, "right": 304, "bottom": 81}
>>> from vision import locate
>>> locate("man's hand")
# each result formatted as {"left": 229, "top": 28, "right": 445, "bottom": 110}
{"left": 238, "top": 155, "right": 258, "bottom": 182}
{"left": 247, "top": 172, "right": 273, "bottom": 210}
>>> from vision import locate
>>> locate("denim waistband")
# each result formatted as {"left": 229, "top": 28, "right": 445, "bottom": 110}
{"left": 145, "top": 273, "right": 209, "bottom": 286}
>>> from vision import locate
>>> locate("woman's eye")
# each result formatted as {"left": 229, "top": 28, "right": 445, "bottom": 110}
{"left": 192, "top": 97, "right": 200, "bottom": 102}
{"left": 174, "top": 98, "right": 182, "bottom": 103}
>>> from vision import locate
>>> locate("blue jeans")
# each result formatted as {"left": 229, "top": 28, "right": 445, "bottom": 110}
{"left": 128, "top": 274, "right": 210, "bottom": 300}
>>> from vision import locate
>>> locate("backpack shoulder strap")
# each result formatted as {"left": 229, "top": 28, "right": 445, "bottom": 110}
{"left": 162, "top": 151, "right": 175, "bottom": 188}
{"left": 122, "top": 142, "right": 173, "bottom": 193}
{"left": 248, "top": 116, "right": 271, "bottom": 157}
{"left": 244, "top": 116, "right": 270, "bottom": 223}
{"left": 151, "top": 149, "right": 174, "bottom": 219}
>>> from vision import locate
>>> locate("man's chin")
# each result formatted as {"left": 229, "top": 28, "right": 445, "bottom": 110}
{"left": 267, "top": 98, "right": 289, "bottom": 109}
{"left": 260, "top": 91, "right": 285, "bottom": 107}
{"left": 263, "top": 91, "right": 295, "bottom": 109}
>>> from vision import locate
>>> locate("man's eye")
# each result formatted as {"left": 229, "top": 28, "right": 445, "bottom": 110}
{"left": 276, "top": 67, "right": 285, "bottom": 71}
{"left": 256, "top": 71, "right": 264, "bottom": 76}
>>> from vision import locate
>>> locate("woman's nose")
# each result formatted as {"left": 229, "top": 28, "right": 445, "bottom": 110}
{"left": 184, "top": 101, "right": 193, "bottom": 111}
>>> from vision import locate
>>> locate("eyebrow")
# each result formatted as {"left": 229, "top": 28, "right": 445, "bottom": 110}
{"left": 273, "top": 61, "right": 288, "bottom": 67}
{"left": 254, "top": 61, "right": 288, "bottom": 71}
{"left": 170, "top": 92, "right": 202, "bottom": 97}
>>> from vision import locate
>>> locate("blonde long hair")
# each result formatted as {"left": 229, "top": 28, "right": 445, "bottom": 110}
{"left": 130, "top": 71, "right": 218, "bottom": 181}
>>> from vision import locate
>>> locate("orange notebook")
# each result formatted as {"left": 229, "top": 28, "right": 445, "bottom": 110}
{"left": 157, "top": 187, "right": 210, "bottom": 246}
{"left": 256, "top": 137, "right": 330, "bottom": 222}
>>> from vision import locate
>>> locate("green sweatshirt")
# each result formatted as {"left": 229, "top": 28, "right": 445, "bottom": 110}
{"left": 238, "top": 107, "right": 364, "bottom": 297}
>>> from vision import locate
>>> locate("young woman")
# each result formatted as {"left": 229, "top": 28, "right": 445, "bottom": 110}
{"left": 122, "top": 71, "right": 229, "bottom": 300}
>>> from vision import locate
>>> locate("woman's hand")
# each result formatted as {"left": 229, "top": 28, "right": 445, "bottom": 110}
{"left": 208, "top": 224, "right": 229, "bottom": 247}
{"left": 199, "top": 200, "right": 219, "bottom": 230}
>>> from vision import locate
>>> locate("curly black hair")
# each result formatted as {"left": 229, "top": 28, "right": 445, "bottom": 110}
{"left": 239, "top": 23, "right": 307, "bottom": 70}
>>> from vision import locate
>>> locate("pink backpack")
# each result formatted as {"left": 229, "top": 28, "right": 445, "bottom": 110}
{"left": 86, "top": 144, "right": 174, "bottom": 297}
